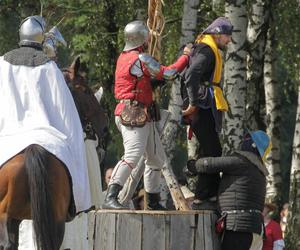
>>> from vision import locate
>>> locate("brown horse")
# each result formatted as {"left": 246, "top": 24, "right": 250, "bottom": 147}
{"left": 62, "top": 56, "right": 108, "bottom": 146}
{"left": 0, "top": 144, "right": 72, "bottom": 250}
{"left": 62, "top": 57, "right": 109, "bottom": 175}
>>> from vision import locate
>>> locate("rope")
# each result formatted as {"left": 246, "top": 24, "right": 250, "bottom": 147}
{"left": 147, "top": 0, "right": 165, "bottom": 62}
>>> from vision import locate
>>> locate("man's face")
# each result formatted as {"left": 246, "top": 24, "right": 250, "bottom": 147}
{"left": 215, "top": 34, "right": 232, "bottom": 50}
{"left": 262, "top": 207, "right": 270, "bottom": 217}
{"left": 105, "top": 168, "right": 113, "bottom": 185}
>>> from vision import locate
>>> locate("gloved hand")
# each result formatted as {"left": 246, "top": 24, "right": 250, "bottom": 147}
{"left": 183, "top": 159, "right": 197, "bottom": 176}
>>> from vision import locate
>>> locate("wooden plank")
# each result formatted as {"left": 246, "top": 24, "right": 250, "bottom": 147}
{"left": 60, "top": 212, "right": 88, "bottom": 250}
{"left": 116, "top": 213, "right": 142, "bottom": 250}
{"left": 94, "top": 212, "right": 116, "bottom": 250}
{"left": 195, "top": 213, "right": 205, "bottom": 249}
{"left": 165, "top": 214, "right": 171, "bottom": 250}
{"left": 98, "top": 209, "right": 210, "bottom": 215}
{"left": 210, "top": 213, "right": 221, "bottom": 250}
{"left": 142, "top": 214, "right": 166, "bottom": 250}
{"left": 87, "top": 211, "right": 96, "bottom": 250}
{"left": 161, "top": 164, "right": 190, "bottom": 210}
{"left": 203, "top": 213, "right": 214, "bottom": 250}
{"left": 170, "top": 214, "right": 195, "bottom": 250}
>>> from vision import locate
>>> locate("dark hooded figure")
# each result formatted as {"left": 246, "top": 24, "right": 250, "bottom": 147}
{"left": 185, "top": 130, "right": 271, "bottom": 250}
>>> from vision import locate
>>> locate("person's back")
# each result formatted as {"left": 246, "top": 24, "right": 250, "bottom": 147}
{"left": 185, "top": 130, "right": 271, "bottom": 250}
{"left": 0, "top": 15, "right": 91, "bottom": 213}
{"left": 218, "top": 150, "right": 266, "bottom": 234}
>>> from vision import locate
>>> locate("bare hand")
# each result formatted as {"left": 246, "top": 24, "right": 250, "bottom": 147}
{"left": 182, "top": 104, "right": 197, "bottom": 117}
{"left": 183, "top": 43, "right": 193, "bottom": 55}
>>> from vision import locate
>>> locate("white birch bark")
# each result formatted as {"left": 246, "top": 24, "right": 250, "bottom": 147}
{"left": 222, "top": 0, "right": 248, "bottom": 154}
{"left": 264, "top": 11, "right": 282, "bottom": 204}
{"left": 179, "top": 0, "right": 200, "bottom": 160}
{"left": 246, "top": 0, "right": 270, "bottom": 130}
{"left": 180, "top": 0, "right": 200, "bottom": 46}
{"left": 287, "top": 82, "right": 300, "bottom": 249}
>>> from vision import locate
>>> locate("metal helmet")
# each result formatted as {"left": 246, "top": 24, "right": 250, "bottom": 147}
{"left": 123, "top": 21, "right": 149, "bottom": 51}
{"left": 19, "top": 15, "right": 46, "bottom": 47}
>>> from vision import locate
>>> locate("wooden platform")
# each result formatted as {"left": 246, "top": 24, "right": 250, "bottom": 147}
{"left": 85, "top": 210, "right": 221, "bottom": 250}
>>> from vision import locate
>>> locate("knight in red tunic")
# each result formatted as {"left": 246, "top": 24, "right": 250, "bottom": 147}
{"left": 102, "top": 20, "right": 189, "bottom": 210}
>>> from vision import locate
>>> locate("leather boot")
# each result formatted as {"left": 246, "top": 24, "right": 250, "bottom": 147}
{"left": 102, "top": 184, "right": 127, "bottom": 209}
{"left": 146, "top": 192, "right": 167, "bottom": 210}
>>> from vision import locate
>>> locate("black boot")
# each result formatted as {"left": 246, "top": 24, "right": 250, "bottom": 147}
{"left": 146, "top": 192, "right": 167, "bottom": 210}
{"left": 102, "top": 184, "right": 127, "bottom": 209}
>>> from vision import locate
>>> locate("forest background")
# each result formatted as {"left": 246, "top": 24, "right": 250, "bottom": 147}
{"left": 1, "top": 0, "right": 300, "bottom": 248}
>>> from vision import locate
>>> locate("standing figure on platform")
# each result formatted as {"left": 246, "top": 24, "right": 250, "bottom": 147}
{"left": 102, "top": 20, "right": 190, "bottom": 210}
{"left": 181, "top": 17, "right": 233, "bottom": 210}
{"left": 185, "top": 130, "right": 271, "bottom": 250}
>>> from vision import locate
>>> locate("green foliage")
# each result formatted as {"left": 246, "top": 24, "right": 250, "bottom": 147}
{"left": 1, "top": 0, "right": 299, "bottom": 184}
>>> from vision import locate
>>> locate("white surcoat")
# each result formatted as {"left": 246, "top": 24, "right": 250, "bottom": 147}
{"left": 0, "top": 57, "right": 91, "bottom": 213}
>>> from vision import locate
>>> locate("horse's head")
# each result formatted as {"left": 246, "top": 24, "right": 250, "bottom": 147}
{"left": 63, "top": 56, "right": 92, "bottom": 93}
{"left": 62, "top": 56, "right": 108, "bottom": 142}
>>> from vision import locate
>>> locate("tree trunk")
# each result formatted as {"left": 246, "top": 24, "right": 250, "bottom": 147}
{"left": 286, "top": 82, "right": 300, "bottom": 249}
{"left": 263, "top": 5, "right": 283, "bottom": 204}
{"left": 222, "top": 0, "right": 248, "bottom": 154}
{"left": 179, "top": 0, "right": 200, "bottom": 46}
{"left": 246, "top": 0, "right": 270, "bottom": 131}
{"left": 179, "top": 0, "right": 200, "bottom": 160}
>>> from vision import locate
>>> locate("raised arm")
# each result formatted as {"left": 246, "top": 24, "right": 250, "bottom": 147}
{"left": 138, "top": 51, "right": 189, "bottom": 80}
{"left": 187, "top": 155, "right": 245, "bottom": 175}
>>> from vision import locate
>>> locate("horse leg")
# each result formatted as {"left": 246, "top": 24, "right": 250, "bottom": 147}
{"left": 5, "top": 218, "right": 20, "bottom": 250}
{"left": 0, "top": 214, "right": 9, "bottom": 249}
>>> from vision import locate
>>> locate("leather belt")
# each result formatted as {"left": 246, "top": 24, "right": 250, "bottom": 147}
{"left": 223, "top": 209, "right": 262, "bottom": 214}
{"left": 119, "top": 99, "right": 145, "bottom": 107}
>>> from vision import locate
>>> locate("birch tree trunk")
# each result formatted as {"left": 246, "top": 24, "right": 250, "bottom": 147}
{"left": 286, "top": 82, "right": 300, "bottom": 249}
{"left": 179, "top": 0, "right": 200, "bottom": 160}
{"left": 246, "top": 0, "right": 270, "bottom": 131}
{"left": 179, "top": 0, "right": 200, "bottom": 46}
{"left": 263, "top": 6, "right": 283, "bottom": 204}
{"left": 222, "top": 0, "right": 248, "bottom": 154}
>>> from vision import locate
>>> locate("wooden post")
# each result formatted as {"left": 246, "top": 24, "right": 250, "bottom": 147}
{"left": 162, "top": 163, "right": 190, "bottom": 210}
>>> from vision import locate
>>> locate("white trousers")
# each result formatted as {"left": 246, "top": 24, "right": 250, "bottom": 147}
{"left": 110, "top": 117, "right": 166, "bottom": 193}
